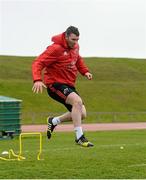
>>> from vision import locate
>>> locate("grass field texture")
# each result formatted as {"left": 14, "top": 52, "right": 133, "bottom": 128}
{"left": 0, "top": 56, "right": 146, "bottom": 124}
{"left": 0, "top": 130, "right": 146, "bottom": 179}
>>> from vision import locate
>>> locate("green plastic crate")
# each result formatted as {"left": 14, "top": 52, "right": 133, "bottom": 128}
{"left": 0, "top": 96, "right": 22, "bottom": 139}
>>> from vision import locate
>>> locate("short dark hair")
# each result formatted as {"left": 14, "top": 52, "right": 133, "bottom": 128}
{"left": 65, "top": 26, "right": 80, "bottom": 37}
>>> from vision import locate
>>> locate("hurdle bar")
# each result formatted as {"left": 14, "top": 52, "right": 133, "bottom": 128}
{"left": 19, "top": 132, "right": 43, "bottom": 160}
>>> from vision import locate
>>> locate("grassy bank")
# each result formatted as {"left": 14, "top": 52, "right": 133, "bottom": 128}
{"left": 0, "top": 56, "right": 146, "bottom": 124}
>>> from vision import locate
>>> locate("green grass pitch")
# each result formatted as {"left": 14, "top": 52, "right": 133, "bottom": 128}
{"left": 0, "top": 130, "right": 146, "bottom": 179}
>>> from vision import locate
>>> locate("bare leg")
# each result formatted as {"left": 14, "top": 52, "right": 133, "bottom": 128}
{"left": 58, "top": 105, "right": 86, "bottom": 123}
{"left": 58, "top": 112, "right": 72, "bottom": 122}
{"left": 66, "top": 92, "right": 84, "bottom": 127}
{"left": 65, "top": 93, "right": 93, "bottom": 146}
{"left": 47, "top": 92, "right": 93, "bottom": 146}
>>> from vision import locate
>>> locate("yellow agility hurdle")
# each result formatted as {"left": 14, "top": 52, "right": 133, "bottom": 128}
{"left": 19, "top": 132, "right": 43, "bottom": 160}
{"left": 0, "top": 132, "right": 43, "bottom": 161}
{"left": 0, "top": 149, "right": 25, "bottom": 161}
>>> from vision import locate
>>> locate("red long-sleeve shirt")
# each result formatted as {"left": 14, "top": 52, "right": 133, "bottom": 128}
{"left": 32, "top": 32, "right": 89, "bottom": 87}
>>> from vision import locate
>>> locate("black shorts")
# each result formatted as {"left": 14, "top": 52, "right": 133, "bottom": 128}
{"left": 47, "top": 83, "right": 79, "bottom": 112}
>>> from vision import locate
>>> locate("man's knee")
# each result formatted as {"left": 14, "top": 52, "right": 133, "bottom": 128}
{"left": 73, "top": 100, "right": 82, "bottom": 110}
{"left": 73, "top": 102, "right": 87, "bottom": 119}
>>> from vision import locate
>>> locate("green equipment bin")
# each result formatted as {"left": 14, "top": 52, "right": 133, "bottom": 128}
{"left": 0, "top": 96, "right": 22, "bottom": 139}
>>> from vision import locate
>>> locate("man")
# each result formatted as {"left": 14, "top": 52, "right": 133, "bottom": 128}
{"left": 32, "top": 26, "right": 93, "bottom": 147}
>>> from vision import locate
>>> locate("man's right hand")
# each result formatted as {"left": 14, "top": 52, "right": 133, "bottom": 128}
{"left": 32, "top": 81, "right": 47, "bottom": 93}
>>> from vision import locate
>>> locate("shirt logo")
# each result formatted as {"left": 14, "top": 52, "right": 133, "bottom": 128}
{"left": 63, "top": 51, "right": 68, "bottom": 55}
{"left": 64, "top": 88, "right": 69, "bottom": 95}
{"left": 67, "top": 61, "right": 76, "bottom": 69}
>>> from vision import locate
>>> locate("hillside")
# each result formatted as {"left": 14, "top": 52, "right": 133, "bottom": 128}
{"left": 0, "top": 55, "right": 146, "bottom": 124}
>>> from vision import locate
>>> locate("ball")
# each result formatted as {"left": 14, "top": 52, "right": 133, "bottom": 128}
{"left": 120, "top": 146, "right": 124, "bottom": 149}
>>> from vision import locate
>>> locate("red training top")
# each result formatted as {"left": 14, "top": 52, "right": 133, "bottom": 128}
{"left": 32, "top": 32, "right": 89, "bottom": 87}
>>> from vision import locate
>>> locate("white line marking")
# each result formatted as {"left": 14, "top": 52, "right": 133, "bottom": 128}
{"left": 128, "top": 164, "right": 146, "bottom": 167}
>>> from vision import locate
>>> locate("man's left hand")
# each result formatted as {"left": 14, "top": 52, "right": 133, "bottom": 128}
{"left": 85, "top": 72, "right": 92, "bottom": 80}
